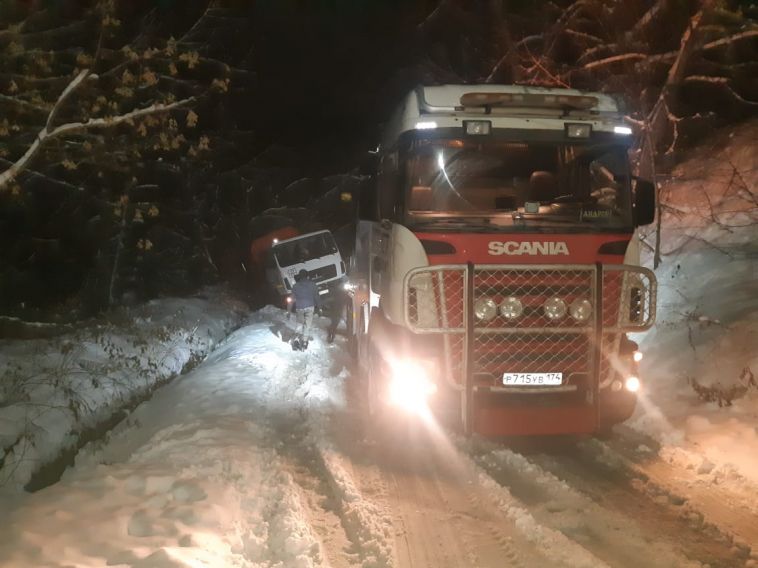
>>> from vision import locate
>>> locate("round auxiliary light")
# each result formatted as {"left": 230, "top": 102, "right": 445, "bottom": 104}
{"left": 500, "top": 297, "right": 524, "bottom": 320}
{"left": 544, "top": 297, "right": 567, "bottom": 320}
{"left": 474, "top": 298, "right": 498, "bottom": 321}
{"left": 569, "top": 298, "right": 593, "bottom": 322}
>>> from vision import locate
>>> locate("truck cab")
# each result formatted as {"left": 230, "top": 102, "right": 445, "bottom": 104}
{"left": 348, "top": 85, "right": 657, "bottom": 436}
{"left": 265, "top": 230, "right": 347, "bottom": 307}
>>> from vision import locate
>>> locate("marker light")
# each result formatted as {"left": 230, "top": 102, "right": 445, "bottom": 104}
{"left": 415, "top": 121, "right": 438, "bottom": 130}
{"left": 272, "top": 238, "right": 279, "bottom": 244}
{"left": 387, "top": 360, "right": 437, "bottom": 413}
{"left": 500, "top": 297, "right": 523, "bottom": 320}
{"left": 285, "top": 296, "right": 293, "bottom": 304}
{"left": 633, "top": 351, "right": 643, "bottom": 363}
{"left": 614, "top": 125, "right": 633, "bottom": 135}
{"left": 544, "top": 297, "right": 567, "bottom": 320}
{"left": 625, "top": 376, "right": 641, "bottom": 392}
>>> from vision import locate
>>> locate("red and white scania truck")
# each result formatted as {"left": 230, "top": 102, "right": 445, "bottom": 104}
{"left": 347, "top": 84, "right": 657, "bottom": 437}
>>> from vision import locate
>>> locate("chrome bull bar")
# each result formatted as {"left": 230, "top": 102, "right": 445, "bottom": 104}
{"left": 403, "top": 263, "right": 657, "bottom": 434}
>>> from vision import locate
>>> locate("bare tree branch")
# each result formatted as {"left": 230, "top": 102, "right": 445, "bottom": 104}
{"left": 582, "top": 52, "right": 647, "bottom": 70}
{"left": 0, "top": 68, "right": 195, "bottom": 191}
{"left": 0, "top": 94, "right": 50, "bottom": 113}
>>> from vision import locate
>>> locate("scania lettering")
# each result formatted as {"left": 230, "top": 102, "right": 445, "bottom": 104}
{"left": 347, "top": 85, "right": 657, "bottom": 436}
{"left": 488, "top": 241, "right": 570, "bottom": 256}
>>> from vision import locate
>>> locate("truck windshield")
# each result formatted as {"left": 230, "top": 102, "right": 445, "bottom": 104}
{"left": 404, "top": 138, "right": 633, "bottom": 230}
{"left": 273, "top": 232, "right": 338, "bottom": 267}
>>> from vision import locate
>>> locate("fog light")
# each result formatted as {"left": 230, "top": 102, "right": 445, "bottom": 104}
{"left": 500, "top": 296, "right": 523, "bottom": 320}
{"left": 633, "top": 351, "right": 643, "bottom": 363}
{"left": 625, "top": 376, "right": 640, "bottom": 392}
{"left": 544, "top": 297, "right": 567, "bottom": 320}
{"left": 569, "top": 298, "right": 592, "bottom": 322}
{"left": 474, "top": 298, "right": 498, "bottom": 321}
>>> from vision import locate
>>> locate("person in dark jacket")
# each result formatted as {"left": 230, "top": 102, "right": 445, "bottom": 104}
{"left": 325, "top": 284, "right": 347, "bottom": 344}
{"left": 289, "top": 269, "right": 321, "bottom": 349}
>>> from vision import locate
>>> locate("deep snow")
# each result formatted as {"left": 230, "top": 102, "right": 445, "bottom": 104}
{"left": 0, "top": 288, "right": 246, "bottom": 494}
{"left": 632, "top": 120, "right": 758, "bottom": 488}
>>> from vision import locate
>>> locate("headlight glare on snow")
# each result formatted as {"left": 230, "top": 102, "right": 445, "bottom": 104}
{"left": 543, "top": 297, "right": 567, "bottom": 320}
{"left": 387, "top": 359, "right": 438, "bottom": 413}
{"left": 569, "top": 298, "right": 592, "bottom": 322}
{"left": 500, "top": 296, "right": 523, "bottom": 320}
{"left": 474, "top": 298, "right": 498, "bottom": 321}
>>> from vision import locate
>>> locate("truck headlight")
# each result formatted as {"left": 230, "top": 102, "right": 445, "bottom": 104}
{"left": 474, "top": 298, "right": 498, "bottom": 321}
{"left": 569, "top": 298, "right": 592, "bottom": 322}
{"left": 544, "top": 297, "right": 567, "bottom": 320}
{"left": 500, "top": 296, "right": 523, "bottom": 320}
{"left": 387, "top": 359, "right": 438, "bottom": 413}
{"left": 625, "top": 376, "right": 641, "bottom": 392}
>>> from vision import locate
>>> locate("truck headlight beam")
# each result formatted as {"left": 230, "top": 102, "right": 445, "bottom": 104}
{"left": 387, "top": 359, "right": 438, "bottom": 414}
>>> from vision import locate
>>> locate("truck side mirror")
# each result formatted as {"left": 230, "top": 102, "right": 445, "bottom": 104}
{"left": 634, "top": 179, "right": 656, "bottom": 226}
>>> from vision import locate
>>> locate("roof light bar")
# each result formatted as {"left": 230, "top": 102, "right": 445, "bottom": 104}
{"left": 460, "top": 92, "right": 598, "bottom": 110}
{"left": 614, "top": 125, "right": 633, "bottom": 135}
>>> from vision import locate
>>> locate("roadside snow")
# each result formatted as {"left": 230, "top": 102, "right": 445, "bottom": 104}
{"left": 0, "top": 307, "right": 390, "bottom": 568}
{"left": 632, "top": 120, "right": 758, "bottom": 487}
{"left": 0, "top": 287, "right": 246, "bottom": 494}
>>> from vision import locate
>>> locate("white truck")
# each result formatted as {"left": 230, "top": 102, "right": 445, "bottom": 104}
{"left": 265, "top": 230, "right": 347, "bottom": 307}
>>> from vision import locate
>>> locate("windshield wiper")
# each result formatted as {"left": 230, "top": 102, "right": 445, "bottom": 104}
{"left": 413, "top": 218, "right": 495, "bottom": 232}
{"left": 512, "top": 211, "right": 585, "bottom": 224}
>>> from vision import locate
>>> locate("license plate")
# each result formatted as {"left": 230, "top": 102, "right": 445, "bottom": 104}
{"left": 502, "top": 372, "right": 562, "bottom": 386}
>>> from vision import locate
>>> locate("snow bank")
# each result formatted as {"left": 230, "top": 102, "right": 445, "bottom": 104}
{"left": 632, "top": 119, "right": 758, "bottom": 485}
{"left": 0, "top": 287, "right": 246, "bottom": 494}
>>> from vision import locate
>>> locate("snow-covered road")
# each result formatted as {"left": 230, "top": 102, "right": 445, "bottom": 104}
{"left": 0, "top": 307, "right": 755, "bottom": 568}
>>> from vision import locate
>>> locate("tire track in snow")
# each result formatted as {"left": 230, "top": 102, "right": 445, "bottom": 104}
{"left": 254, "top": 323, "right": 395, "bottom": 568}
{"left": 592, "top": 430, "right": 758, "bottom": 562}
{"left": 270, "top": 413, "right": 359, "bottom": 568}
{"left": 337, "top": 423, "right": 606, "bottom": 568}
{"left": 466, "top": 439, "right": 709, "bottom": 568}
{"left": 497, "top": 439, "right": 748, "bottom": 567}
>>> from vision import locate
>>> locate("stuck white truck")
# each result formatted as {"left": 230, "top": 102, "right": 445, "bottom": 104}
{"left": 265, "top": 230, "right": 347, "bottom": 306}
